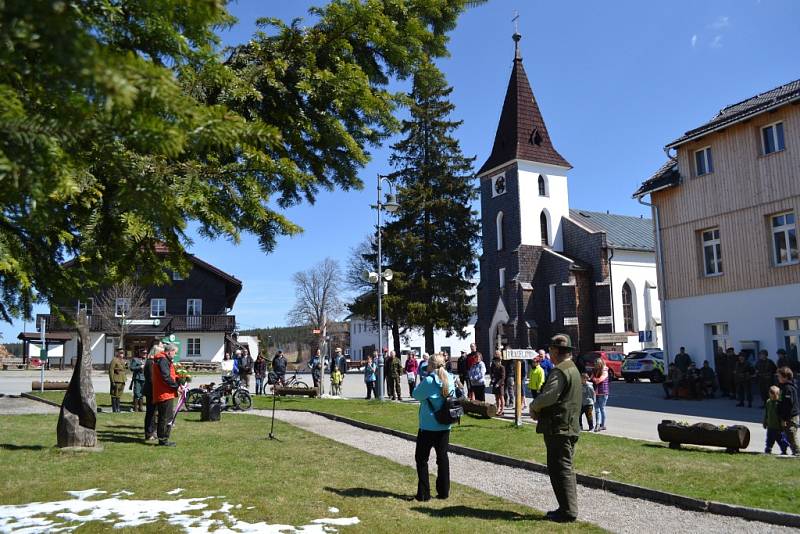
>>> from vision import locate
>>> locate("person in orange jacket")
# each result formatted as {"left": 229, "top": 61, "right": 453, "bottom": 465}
{"left": 152, "top": 343, "right": 182, "bottom": 447}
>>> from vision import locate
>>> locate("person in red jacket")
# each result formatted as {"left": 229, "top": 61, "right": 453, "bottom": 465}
{"left": 151, "top": 343, "right": 182, "bottom": 447}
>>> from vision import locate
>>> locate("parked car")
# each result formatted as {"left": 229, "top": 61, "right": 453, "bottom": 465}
{"left": 621, "top": 350, "right": 665, "bottom": 383}
{"left": 577, "top": 351, "right": 625, "bottom": 381}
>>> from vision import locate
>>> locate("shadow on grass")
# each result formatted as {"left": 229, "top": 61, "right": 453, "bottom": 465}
{"left": 640, "top": 442, "right": 762, "bottom": 456}
{"left": 1, "top": 443, "right": 46, "bottom": 451}
{"left": 97, "top": 430, "right": 145, "bottom": 444}
{"left": 411, "top": 505, "right": 541, "bottom": 521}
{"left": 324, "top": 486, "right": 412, "bottom": 500}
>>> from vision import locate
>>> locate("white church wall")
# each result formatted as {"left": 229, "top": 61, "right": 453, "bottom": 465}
{"left": 609, "top": 249, "right": 661, "bottom": 353}
{"left": 517, "top": 160, "right": 570, "bottom": 251}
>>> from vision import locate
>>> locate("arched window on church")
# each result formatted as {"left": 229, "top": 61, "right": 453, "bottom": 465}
{"left": 622, "top": 282, "right": 635, "bottom": 333}
{"left": 496, "top": 211, "right": 504, "bottom": 251}
{"left": 540, "top": 211, "right": 549, "bottom": 246}
{"left": 538, "top": 175, "right": 546, "bottom": 196}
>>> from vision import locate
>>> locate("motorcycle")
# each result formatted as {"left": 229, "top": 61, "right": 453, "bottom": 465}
{"left": 185, "top": 375, "right": 252, "bottom": 412}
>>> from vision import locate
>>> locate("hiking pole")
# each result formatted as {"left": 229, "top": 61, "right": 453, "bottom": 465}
{"left": 268, "top": 388, "right": 280, "bottom": 441}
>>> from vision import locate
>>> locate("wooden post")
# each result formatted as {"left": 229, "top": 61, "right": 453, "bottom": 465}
{"left": 515, "top": 360, "right": 522, "bottom": 426}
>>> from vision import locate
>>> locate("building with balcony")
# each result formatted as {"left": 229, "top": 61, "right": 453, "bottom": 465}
{"left": 634, "top": 78, "right": 800, "bottom": 366}
{"left": 30, "top": 250, "right": 242, "bottom": 367}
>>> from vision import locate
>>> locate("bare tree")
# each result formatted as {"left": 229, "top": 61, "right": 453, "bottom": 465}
{"left": 346, "top": 236, "right": 376, "bottom": 293}
{"left": 94, "top": 280, "right": 148, "bottom": 350}
{"left": 287, "top": 258, "right": 345, "bottom": 332}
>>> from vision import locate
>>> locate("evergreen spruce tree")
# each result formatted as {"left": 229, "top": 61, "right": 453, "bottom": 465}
{"left": 383, "top": 61, "right": 479, "bottom": 354}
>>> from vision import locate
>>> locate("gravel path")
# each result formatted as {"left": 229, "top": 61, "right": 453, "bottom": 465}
{"left": 254, "top": 410, "right": 794, "bottom": 534}
{"left": 0, "top": 396, "right": 59, "bottom": 415}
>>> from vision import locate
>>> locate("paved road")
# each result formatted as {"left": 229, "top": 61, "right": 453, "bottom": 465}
{"left": 1, "top": 369, "right": 770, "bottom": 452}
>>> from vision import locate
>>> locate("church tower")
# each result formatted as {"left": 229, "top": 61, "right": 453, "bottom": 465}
{"left": 476, "top": 32, "right": 582, "bottom": 358}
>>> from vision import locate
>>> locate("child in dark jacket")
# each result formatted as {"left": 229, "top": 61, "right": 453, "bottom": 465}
{"left": 777, "top": 367, "right": 800, "bottom": 456}
{"left": 763, "top": 386, "right": 789, "bottom": 454}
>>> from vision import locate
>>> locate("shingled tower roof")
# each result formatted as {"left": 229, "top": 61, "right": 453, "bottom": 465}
{"left": 477, "top": 33, "right": 571, "bottom": 175}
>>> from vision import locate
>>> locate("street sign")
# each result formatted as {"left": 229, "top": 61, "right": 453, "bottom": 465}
{"left": 594, "top": 332, "right": 630, "bottom": 344}
{"left": 123, "top": 319, "right": 161, "bottom": 326}
{"left": 39, "top": 348, "right": 48, "bottom": 360}
{"left": 312, "top": 328, "right": 321, "bottom": 334}
{"left": 638, "top": 330, "right": 653, "bottom": 342}
{"left": 504, "top": 349, "right": 537, "bottom": 360}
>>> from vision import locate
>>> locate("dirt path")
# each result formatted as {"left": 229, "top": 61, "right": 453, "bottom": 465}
{"left": 0, "top": 396, "right": 59, "bottom": 415}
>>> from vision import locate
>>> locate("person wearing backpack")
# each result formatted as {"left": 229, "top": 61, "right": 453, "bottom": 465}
{"left": 468, "top": 354, "right": 487, "bottom": 402}
{"left": 412, "top": 353, "right": 456, "bottom": 502}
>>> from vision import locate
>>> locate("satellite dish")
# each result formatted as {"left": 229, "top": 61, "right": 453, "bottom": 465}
{"left": 362, "top": 270, "right": 372, "bottom": 282}
{"left": 368, "top": 272, "right": 380, "bottom": 284}
{"left": 382, "top": 269, "right": 394, "bottom": 281}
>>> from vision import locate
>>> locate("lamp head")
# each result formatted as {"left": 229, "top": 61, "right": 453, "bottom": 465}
{"left": 382, "top": 269, "right": 393, "bottom": 281}
{"left": 368, "top": 272, "right": 380, "bottom": 284}
{"left": 383, "top": 193, "right": 399, "bottom": 213}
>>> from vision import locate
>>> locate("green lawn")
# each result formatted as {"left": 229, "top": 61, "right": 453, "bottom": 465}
{"left": 0, "top": 411, "right": 601, "bottom": 533}
{"left": 245, "top": 396, "right": 800, "bottom": 514}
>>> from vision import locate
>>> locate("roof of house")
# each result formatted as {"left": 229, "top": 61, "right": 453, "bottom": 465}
{"left": 632, "top": 159, "right": 681, "bottom": 198}
{"left": 477, "top": 34, "right": 571, "bottom": 175}
{"left": 17, "top": 332, "right": 73, "bottom": 342}
{"left": 568, "top": 209, "right": 655, "bottom": 252}
{"left": 666, "top": 78, "right": 800, "bottom": 148}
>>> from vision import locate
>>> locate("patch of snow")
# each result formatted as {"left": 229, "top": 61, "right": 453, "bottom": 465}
{"left": 327, "top": 507, "right": 339, "bottom": 514}
{"left": 166, "top": 488, "right": 185, "bottom": 495}
{"left": 66, "top": 489, "right": 106, "bottom": 500}
{"left": 0, "top": 492, "right": 360, "bottom": 533}
{"left": 112, "top": 490, "right": 134, "bottom": 497}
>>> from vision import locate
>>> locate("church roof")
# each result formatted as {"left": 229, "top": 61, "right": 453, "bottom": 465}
{"left": 477, "top": 34, "right": 571, "bottom": 176}
{"left": 569, "top": 209, "right": 655, "bottom": 252}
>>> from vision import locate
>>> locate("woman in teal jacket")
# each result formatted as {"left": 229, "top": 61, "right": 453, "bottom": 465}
{"left": 363, "top": 354, "right": 377, "bottom": 400}
{"left": 412, "top": 353, "right": 455, "bottom": 501}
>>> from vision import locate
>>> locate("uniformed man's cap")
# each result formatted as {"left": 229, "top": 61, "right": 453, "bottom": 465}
{"left": 549, "top": 333, "right": 574, "bottom": 351}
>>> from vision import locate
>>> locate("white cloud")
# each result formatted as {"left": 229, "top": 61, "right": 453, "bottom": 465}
{"left": 711, "top": 35, "right": 723, "bottom": 48}
{"left": 691, "top": 35, "right": 697, "bottom": 47}
{"left": 710, "top": 16, "right": 730, "bottom": 29}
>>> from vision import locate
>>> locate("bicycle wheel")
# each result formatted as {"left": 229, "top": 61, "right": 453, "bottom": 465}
{"left": 294, "top": 381, "right": 309, "bottom": 389}
{"left": 233, "top": 389, "right": 252, "bottom": 411}
{"left": 185, "top": 389, "right": 204, "bottom": 411}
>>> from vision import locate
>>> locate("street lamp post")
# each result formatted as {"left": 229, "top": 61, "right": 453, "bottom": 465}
{"left": 372, "top": 174, "right": 399, "bottom": 401}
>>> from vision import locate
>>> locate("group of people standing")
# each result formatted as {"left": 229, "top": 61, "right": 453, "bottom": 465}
{"left": 106, "top": 341, "right": 184, "bottom": 447}
{"left": 361, "top": 349, "right": 437, "bottom": 400}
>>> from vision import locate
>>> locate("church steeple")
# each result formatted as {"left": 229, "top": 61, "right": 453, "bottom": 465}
{"left": 477, "top": 32, "right": 571, "bottom": 175}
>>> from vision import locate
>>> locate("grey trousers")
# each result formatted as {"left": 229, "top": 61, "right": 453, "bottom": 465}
{"left": 544, "top": 434, "right": 580, "bottom": 519}
{"left": 156, "top": 398, "right": 176, "bottom": 444}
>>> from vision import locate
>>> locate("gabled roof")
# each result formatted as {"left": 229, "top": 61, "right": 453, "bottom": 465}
{"left": 477, "top": 34, "right": 571, "bottom": 176}
{"left": 666, "top": 78, "right": 800, "bottom": 148}
{"left": 569, "top": 209, "right": 655, "bottom": 252}
{"left": 632, "top": 159, "right": 681, "bottom": 198}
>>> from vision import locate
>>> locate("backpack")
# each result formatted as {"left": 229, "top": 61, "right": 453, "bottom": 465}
{"left": 469, "top": 362, "right": 484, "bottom": 386}
{"left": 427, "top": 393, "right": 464, "bottom": 425}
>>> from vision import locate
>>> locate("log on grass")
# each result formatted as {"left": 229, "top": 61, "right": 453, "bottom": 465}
{"left": 657, "top": 420, "right": 750, "bottom": 451}
{"left": 274, "top": 386, "right": 319, "bottom": 398}
{"left": 31, "top": 381, "right": 70, "bottom": 391}
{"left": 57, "top": 311, "right": 98, "bottom": 448}
{"left": 462, "top": 399, "right": 498, "bottom": 418}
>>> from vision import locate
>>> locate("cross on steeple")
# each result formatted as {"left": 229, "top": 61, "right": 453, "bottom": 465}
{"left": 512, "top": 11, "right": 522, "bottom": 60}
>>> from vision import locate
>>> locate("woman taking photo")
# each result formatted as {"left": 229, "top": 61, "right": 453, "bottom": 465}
{"left": 592, "top": 358, "right": 610, "bottom": 431}
{"left": 412, "top": 354, "right": 455, "bottom": 501}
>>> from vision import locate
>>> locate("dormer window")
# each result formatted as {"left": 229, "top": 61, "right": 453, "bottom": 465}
{"left": 531, "top": 128, "right": 542, "bottom": 146}
{"left": 695, "top": 146, "right": 713, "bottom": 176}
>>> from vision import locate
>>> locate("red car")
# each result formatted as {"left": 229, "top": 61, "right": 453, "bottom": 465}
{"left": 578, "top": 351, "right": 625, "bottom": 381}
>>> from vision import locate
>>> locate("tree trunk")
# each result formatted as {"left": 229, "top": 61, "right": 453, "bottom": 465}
{"left": 57, "top": 311, "right": 98, "bottom": 448}
{"left": 424, "top": 323, "right": 434, "bottom": 354}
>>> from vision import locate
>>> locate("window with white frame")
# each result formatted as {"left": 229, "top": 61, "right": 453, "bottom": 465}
{"left": 150, "top": 298, "right": 166, "bottom": 317}
{"left": 708, "top": 323, "right": 731, "bottom": 358}
{"left": 782, "top": 317, "right": 799, "bottom": 362}
{"left": 762, "top": 121, "right": 785, "bottom": 155}
{"left": 496, "top": 211, "right": 505, "bottom": 250}
{"left": 771, "top": 211, "right": 798, "bottom": 266}
{"left": 186, "top": 337, "right": 201, "bottom": 357}
{"left": 79, "top": 298, "right": 93, "bottom": 316}
{"left": 115, "top": 298, "right": 130, "bottom": 317}
{"left": 695, "top": 146, "right": 713, "bottom": 176}
{"left": 701, "top": 227, "right": 722, "bottom": 276}
{"left": 498, "top": 268, "right": 506, "bottom": 289}
{"left": 172, "top": 270, "right": 183, "bottom": 281}
{"left": 186, "top": 298, "right": 202, "bottom": 316}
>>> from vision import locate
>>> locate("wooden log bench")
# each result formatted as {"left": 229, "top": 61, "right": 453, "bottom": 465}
{"left": 274, "top": 386, "right": 319, "bottom": 398}
{"left": 2, "top": 358, "right": 26, "bottom": 370}
{"left": 31, "top": 381, "right": 70, "bottom": 390}
{"left": 347, "top": 360, "right": 365, "bottom": 372}
{"left": 462, "top": 399, "right": 498, "bottom": 418}
{"left": 657, "top": 419, "right": 750, "bottom": 453}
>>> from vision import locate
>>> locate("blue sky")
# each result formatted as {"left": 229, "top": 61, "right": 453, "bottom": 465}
{"left": 3, "top": 0, "right": 799, "bottom": 341}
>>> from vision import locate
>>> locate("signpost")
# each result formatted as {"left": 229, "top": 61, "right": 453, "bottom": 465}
{"left": 39, "top": 318, "right": 46, "bottom": 392}
{"left": 122, "top": 319, "right": 161, "bottom": 326}
{"left": 503, "top": 349, "right": 536, "bottom": 426}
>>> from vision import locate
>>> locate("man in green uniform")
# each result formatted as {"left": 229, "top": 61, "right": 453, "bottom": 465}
{"left": 387, "top": 350, "right": 403, "bottom": 400}
{"left": 109, "top": 349, "right": 128, "bottom": 413}
{"left": 530, "top": 334, "right": 582, "bottom": 523}
{"left": 129, "top": 349, "right": 147, "bottom": 412}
